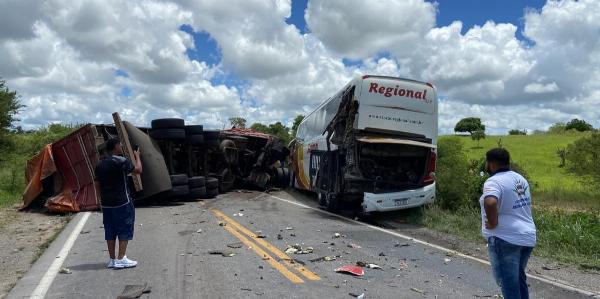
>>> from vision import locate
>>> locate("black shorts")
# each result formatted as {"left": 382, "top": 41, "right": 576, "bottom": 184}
{"left": 102, "top": 201, "right": 135, "bottom": 241}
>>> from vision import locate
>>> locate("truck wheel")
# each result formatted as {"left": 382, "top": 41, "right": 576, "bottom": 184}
{"left": 188, "top": 186, "right": 207, "bottom": 199}
{"left": 187, "top": 134, "right": 204, "bottom": 146}
{"left": 151, "top": 118, "right": 185, "bottom": 129}
{"left": 206, "top": 177, "right": 219, "bottom": 189}
{"left": 150, "top": 128, "right": 185, "bottom": 140}
{"left": 206, "top": 187, "right": 219, "bottom": 198}
{"left": 188, "top": 176, "right": 206, "bottom": 188}
{"left": 171, "top": 185, "right": 190, "bottom": 199}
{"left": 184, "top": 125, "right": 204, "bottom": 135}
{"left": 170, "top": 174, "right": 188, "bottom": 186}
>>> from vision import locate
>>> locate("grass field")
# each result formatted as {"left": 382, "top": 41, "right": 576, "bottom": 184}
{"left": 440, "top": 133, "right": 599, "bottom": 211}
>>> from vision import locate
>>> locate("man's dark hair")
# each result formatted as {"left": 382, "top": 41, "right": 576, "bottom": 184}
{"left": 486, "top": 148, "right": 510, "bottom": 166}
{"left": 106, "top": 138, "right": 121, "bottom": 152}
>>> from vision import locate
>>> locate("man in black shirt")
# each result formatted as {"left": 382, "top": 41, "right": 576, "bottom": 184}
{"left": 95, "top": 138, "right": 142, "bottom": 269}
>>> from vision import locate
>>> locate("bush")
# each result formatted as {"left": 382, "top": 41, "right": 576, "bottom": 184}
{"left": 566, "top": 133, "right": 600, "bottom": 186}
{"left": 565, "top": 118, "right": 593, "bottom": 132}
{"left": 436, "top": 137, "right": 470, "bottom": 210}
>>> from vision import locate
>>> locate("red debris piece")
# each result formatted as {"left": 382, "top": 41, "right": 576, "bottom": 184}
{"left": 335, "top": 265, "right": 365, "bottom": 276}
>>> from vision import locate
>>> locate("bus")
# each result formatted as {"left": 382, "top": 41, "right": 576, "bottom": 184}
{"left": 291, "top": 75, "right": 438, "bottom": 213}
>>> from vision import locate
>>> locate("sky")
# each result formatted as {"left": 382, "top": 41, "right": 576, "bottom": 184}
{"left": 1, "top": 0, "right": 599, "bottom": 135}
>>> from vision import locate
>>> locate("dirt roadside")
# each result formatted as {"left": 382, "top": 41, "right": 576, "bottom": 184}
{"left": 0, "top": 205, "right": 71, "bottom": 299}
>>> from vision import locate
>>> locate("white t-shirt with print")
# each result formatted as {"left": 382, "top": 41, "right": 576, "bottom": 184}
{"left": 480, "top": 170, "right": 536, "bottom": 247}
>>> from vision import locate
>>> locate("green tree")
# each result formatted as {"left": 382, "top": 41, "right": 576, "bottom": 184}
{"left": 565, "top": 118, "right": 593, "bottom": 132}
{"left": 471, "top": 130, "right": 486, "bottom": 147}
{"left": 454, "top": 117, "right": 485, "bottom": 135}
{"left": 250, "top": 123, "right": 269, "bottom": 133}
{"left": 566, "top": 133, "right": 600, "bottom": 185}
{"left": 508, "top": 129, "right": 527, "bottom": 135}
{"left": 290, "top": 114, "right": 304, "bottom": 137}
{"left": 0, "top": 79, "right": 24, "bottom": 136}
{"left": 228, "top": 117, "right": 247, "bottom": 129}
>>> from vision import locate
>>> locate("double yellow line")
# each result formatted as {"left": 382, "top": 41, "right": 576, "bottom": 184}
{"left": 211, "top": 209, "right": 321, "bottom": 284}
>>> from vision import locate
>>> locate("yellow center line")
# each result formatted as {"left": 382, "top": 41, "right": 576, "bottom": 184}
{"left": 211, "top": 209, "right": 321, "bottom": 281}
{"left": 211, "top": 210, "right": 305, "bottom": 284}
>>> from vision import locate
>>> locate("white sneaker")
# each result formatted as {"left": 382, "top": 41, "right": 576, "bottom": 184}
{"left": 114, "top": 256, "right": 137, "bottom": 269}
{"left": 106, "top": 259, "right": 116, "bottom": 268}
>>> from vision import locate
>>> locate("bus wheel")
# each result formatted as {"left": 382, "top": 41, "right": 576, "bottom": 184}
{"left": 325, "top": 193, "right": 338, "bottom": 212}
{"left": 318, "top": 192, "right": 327, "bottom": 206}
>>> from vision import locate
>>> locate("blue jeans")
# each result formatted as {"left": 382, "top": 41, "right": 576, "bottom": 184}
{"left": 488, "top": 236, "right": 534, "bottom": 299}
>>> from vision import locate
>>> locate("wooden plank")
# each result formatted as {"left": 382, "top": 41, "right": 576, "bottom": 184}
{"left": 112, "top": 112, "right": 143, "bottom": 191}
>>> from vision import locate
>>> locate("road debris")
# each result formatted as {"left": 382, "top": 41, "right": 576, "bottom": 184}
{"left": 227, "top": 242, "right": 243, "bottom": 249}
{"left": 398, "top": 261, "right": 409, "bottom": 270}
{"left": 208, "top": 250, "right": 236, "bottom": 257}
{"left": 310, "top": 256, "right": 338, "bottom": 262}
{"left": 116, "top": 283, "right": 152, "bottom": 299}
{"left": 335, "top": 265, "right": 365, "bottom": 276}
{"left": 444, "top": 258, "right": 451, "bottom": 264}
{"left": 277, "top": 234, "right": 283, "bottom": 240}
{"left": 348, "top": 243, "right": 362, "bottom": 249}
{"left": 349, "top": 293, "right": 365, "bottom": 298}
{"left": 410, "top": 287, "right": 426, "bottom": 295}
{"left": 80, "top": 230, "right": 90, "bottom": 234}
{"left": 378, "top": 252, "right": 386, "bottom": 256}
{"left": 256, "top": 234, "right": 267, "bottom": 239}
{"left": 284, "top": 244, "right": 314, "bottom": 254}
{"left": 196, "top": 229, "right": 202, "bottom": 233}
{"left": 285, "top": 227, "right": 294, "bottom": 230}
{"left": 241, "top": 288, "right": 252, "bottom": 292}
{"left": 367, "top": 263, "right": 382, "bottom": 270}
{"left": 542, "top": 264, "right": 561, "bottom": 270}
{"left": 394, "top": 242, "right": 410, "bottom": 247}
{"left": 333, "top": 233, "right": 341, "bottom": 238}
{"left": 218, "top": 222, "right": 226, "bottom": 227}
{"left": 58, "top": 268, "right": 71, "bottom": 274}
{"left": 233, "top": 213, "right": 244, "bottom": 217}
{"left": 356, "top": 261, "right": 368, "bottom": 267}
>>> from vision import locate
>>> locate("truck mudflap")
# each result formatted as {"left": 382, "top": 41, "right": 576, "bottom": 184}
{"left": 362, "top": 183, "right": 435, "bottom": 213}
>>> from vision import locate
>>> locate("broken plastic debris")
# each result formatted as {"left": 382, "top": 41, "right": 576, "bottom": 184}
{"left": 398, "top": 261, "right": 409, "bottom": 270}
{"left": 394, "top": 242, "right": 410, "bottom": 247}
{"left": 256, "top": 234, "right": 267, "bottom": 239}
{"left": 219, "top": 222, "right": 226, "bottom": 226}
{"left": 333, "top": 233, "right": 341, "bottom": 238}
{"left": 335, "top": 265, "right": 365, "bottom": 276}
{"left": 285, "top": 227, "right": 293, "bottom": 230}
{"left": 208, "top": 250, "right": 236, "bottom": 257}
{"left": 411, "top": 287, "right": 426, "bottom": 295}
{"left": 59, "top": 268, "right": 71, "bottom": 274}
{"left": 367, "top": 263, "right": 382, "bottom": 270}
{"left": 227, "top": 242, "right": 243, "bottom": 249}
{"left": 349, "top": 293, "right": 365, "bottom": 299}
{"left": 348, "top": 243, "right": 362, "bottom": 249}
{"left": 310, "top": 256, "right": 338, "bottom": 262}
{"left": 444, "top": 258, "right": 452, "bottom": 264}
{"left": 233, "top": 213, "right": 244, "bottom": 217}
{"left": 196, "top": 229, "right": 202, "bottom": 233}
{"left": 284, "top": 244, "right": 313, "bottom": 254}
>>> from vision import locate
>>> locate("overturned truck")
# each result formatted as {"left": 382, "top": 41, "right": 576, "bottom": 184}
{"left": 291, "top": 75, "right": 438, "bottom": 213}
{"left": 22, "top": 114, "right": 290, "bottom": 213}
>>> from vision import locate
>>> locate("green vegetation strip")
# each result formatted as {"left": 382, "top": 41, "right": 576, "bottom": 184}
{"left": 417, "top": 206, "right": 600, "bottom": 269}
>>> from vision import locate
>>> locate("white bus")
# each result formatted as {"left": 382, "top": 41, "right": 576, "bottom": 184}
{"left": 291, "top": 75, "right": 438, "bottom": 213}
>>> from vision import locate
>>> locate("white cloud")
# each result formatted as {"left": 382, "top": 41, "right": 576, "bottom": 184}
{"left": 524, "top": 82, "right": 559, "bottom": 94}
{"left": 306, "top": 0, "right": 436, "bottom": 58}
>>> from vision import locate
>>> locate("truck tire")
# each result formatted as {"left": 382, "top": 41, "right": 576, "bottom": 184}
{"left": 206, "top": 187, "right": 219, "bottom": 198}
{"left": 283, "top": 168, "right": 290, "bottom": 186}
{"left": 187, "top": 134, "right": 204, "bottom": 146}
{"left": 170, "top": 174, "right": 188, "bottom": 186}
{"left": 206, "top": 177, "right": 219, "bottom": 189}
{"left": 150, "top": 128, "right": 185, "bottom": 140}
{"left": 184, "top": 125, "right": 204, "bottom": 135}
{"left": 203, "top": 130, "right": 220, "bottom": 141}
{"left": 188, "top": 176, "right": 206, "bottom": 188}
{"left": 171, "top": 185, "right": 190, "bottom": 198}
{"left": 189, "top": 186, "right": 207, "bottom": 199}
{"left": 151, "top": 118, "right": 185, "bottom": 129}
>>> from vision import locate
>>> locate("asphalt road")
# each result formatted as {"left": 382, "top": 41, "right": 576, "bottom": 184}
{"left": 8, "top": 190, "right": 592, "bottom": 299}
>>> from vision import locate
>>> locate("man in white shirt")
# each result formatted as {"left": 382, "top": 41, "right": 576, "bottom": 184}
{"left": 480, "top": 148, "right": 536, "bottom": 299}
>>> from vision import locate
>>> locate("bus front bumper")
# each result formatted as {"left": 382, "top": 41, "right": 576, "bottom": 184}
{"left": 362, "top": 183, "right": 436, "bottom": 213}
